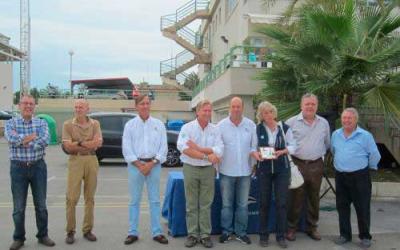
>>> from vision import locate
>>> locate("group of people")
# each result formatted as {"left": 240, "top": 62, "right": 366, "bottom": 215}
{"left": 176, "top": 93, "right": 380, "bottom": 249}
{"left": 4, "top": 93, "right": 380, "bottom": 250}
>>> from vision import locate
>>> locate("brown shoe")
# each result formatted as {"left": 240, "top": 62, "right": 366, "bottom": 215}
{"left": 124, "top": 235, "right": 138, "bottom": 245}
{"left": 285, "top": 229, "right": 296, "bottom": 241}
{"left": 153, "top": 234, "right": 168, "bottom": 244}
{"left": 38, "top": 236, "right": 56, "bottom": 247}
{"left": 83, "top": 231, "right": 97, "bottom": 242}
{"left": 306, "top": 230, "right": 321, "bottom": 241}
{"left": 65, "top": 231, "right": 75, "bottom": 244}
{"left": 9, "top": 240, "right": 24, "bottom": 250}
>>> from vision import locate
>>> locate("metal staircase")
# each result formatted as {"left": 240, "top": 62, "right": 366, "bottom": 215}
{"left": 160, "top": 0, "right": 211, "bottom": 82}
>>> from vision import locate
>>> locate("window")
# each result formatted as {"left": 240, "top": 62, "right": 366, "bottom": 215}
{"left": 218, "top": 8, "right": 222, "bottom": 25}
{"left": 227, "top": 0, "right": 238, "bottom": 16}
{"left": 97, "top": 116, "right": 124, "bottom": 131}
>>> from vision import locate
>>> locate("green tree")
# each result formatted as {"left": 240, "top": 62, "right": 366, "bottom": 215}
{"left": 183, "top": 72, "right": 199, "bottom": 90}
{"left": 256, "top": 0, "right": 400, "bottom": 126}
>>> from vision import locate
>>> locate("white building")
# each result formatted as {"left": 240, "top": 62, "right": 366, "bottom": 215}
{"left": 160, "top": 0, "right": 292, "bottom": 121}
{"left": 0, "top": 33, "right": 23, "bottom": 110}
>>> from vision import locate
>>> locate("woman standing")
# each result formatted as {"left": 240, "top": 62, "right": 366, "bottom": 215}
{"left": 256, "top": 101, "right": 296, "bottom": 248}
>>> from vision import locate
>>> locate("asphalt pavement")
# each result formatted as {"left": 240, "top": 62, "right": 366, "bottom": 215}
{"left": 0, "top": 138, "right": 399, "bottom": 250}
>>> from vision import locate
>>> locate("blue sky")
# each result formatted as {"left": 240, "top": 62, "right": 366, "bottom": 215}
{"left": 0, "top": 0, "right": 190, "bottom": 91}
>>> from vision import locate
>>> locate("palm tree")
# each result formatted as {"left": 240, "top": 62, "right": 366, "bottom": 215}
{"left": 256, "top": 0, "right": 400, "bottom": 127}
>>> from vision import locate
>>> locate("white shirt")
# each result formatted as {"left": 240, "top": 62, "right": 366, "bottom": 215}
{"left": 122, "top": 116, "right": 168, "bottom": 164}
{"left": 177, "top": 119, "right": 224, "bottom": 166}
{"left": 217, "top": 117, "right": 257, "bottom": 176}
{"left": 263, "top": 123, "right": 297, "bottom": 154}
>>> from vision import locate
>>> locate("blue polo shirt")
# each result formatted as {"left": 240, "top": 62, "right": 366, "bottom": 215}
{"left": 331, "top": 126, "right": 381, "bottom": 172}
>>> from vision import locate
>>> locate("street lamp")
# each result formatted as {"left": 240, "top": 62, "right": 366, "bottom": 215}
{"left": 68, "top": 49, "right": 74, "bottom": 94}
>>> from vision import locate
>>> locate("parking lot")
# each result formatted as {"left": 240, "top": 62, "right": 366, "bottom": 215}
{"left": 1, "top": 138, "right": 400, "bottom": 250}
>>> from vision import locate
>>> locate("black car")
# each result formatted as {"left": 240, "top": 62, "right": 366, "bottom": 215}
{"left": 88, "top": 112, "right": 182, "bottom": 167}
{"left": 0, "top": 110, "right": 13, "bottom": 120}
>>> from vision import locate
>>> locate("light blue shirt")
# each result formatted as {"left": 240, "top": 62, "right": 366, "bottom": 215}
{"left": 331, "top": 126, "right": 381, "bottom": 172}
{"left": 122, "top": 116, "right": 168, "bottom": 164}
{"left": 217, "top": 117, "right": 257, "bottom": 176}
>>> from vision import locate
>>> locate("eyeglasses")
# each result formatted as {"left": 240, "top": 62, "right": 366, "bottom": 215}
{"left": 20, "top": 102, "right": 35, "bottom": 106}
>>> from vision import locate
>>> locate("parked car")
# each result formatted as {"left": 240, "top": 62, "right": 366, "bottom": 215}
{"left": 88, "top": 112, "right": 182, "bottom": 167}
{"left": 0, "top": 110, "right": 13, "bottom": 120}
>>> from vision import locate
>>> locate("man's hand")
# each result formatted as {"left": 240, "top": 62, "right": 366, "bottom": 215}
{"left": 207, "top": 153, "right": 220, "bottom": 164}
{"left": 81, "top": 137, "right": 102, "bottom": 150}
{"left": 23, "top": 133, "right": 37, "bottom": 146}
{"left": 187, "top": 140, "right": 202, "bottom": 152}
{"left": 141, "top": 162, "right": 155, "bottom": 176}
{"left": 251, "top": 151, "right": 262, "bottom": 161}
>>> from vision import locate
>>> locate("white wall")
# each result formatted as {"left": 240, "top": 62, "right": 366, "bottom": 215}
{"left": 0, "top": 63, "right": 13, "bottom": 110}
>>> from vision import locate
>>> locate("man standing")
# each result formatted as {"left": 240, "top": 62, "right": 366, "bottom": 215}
{"left": 62, "top": 99, "right": 103, "bottom": 244}
{"left": 122, "top": 95, "right": 169, "bottom": 245}
{"left": 5, "top": 94, "right": 55, "bottom": 250}
{"left": 286, "top": 93, "right": 330, "bottom": 241}
{"left": 177, "top": 100, "right": 223, "bottom": 248}
{"left": 217, "top": 97, "right": 258, "bottom": 244}
{"left": 331, "top": 108, "right": 380, "bottom": 248}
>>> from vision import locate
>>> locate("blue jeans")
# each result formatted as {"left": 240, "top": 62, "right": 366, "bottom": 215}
{"left": 219, "top": 174, "right": 251, "bottom": 236}
{"left": 10, "top": 159, "right": 48, "bottom": 241}
{"left": 127, "top": 163, "right": 162, "bottom": 237}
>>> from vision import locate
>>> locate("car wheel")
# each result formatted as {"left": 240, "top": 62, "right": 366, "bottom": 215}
{"left": 163, "top": 145, "right": 181, "bottom": 168}
{"left": 96, "top": 155, "right": 103, "bottom": 163}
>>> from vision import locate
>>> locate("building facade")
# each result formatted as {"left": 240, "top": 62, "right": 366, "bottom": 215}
{"left": 160, "top": 0, "right": 292, "bottom": 121}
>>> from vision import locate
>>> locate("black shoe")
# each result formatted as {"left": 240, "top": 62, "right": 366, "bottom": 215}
{"left": 153, "top": 234, "right": 168, "bottom": 244}
{"left": 360, "top": 239, "right": 372, "bottom": 248}
{"left": 259, "top": 238, "right": 269, "bottom": 247}
{"left": 236, "top": 235, "right": 251, "bottom": 244}
{"left": 65, "top": 231, "right": 75, "bottom": 244}
{"left": 185, "top": 236, "right": 198, "bottom": 248}
{"left": 334, "top": 236, "right": 351, "bottom": 245}
{"left": 83, "top": 231, "right": 97, "bottom": 242}
{"left": 38, "top": 236, "right": 56, "bottom": 247}
{"left": 9, "top": 240, "right": 24, "bottom": 250}
{"left": 277, "top": 239, "right": 288, "bottom": 249}
{"left": 200, "top": 237, "right": 214, "bottom": 248}
{"left": 124, "top": 235, "right": 138, "bottom": 245}
{"left": 219, "top": 233, "right": 231, "bottom": 243}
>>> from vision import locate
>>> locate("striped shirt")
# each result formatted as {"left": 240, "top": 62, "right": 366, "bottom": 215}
{"left": 5, "top": 116, "right": 49, "bottom": 161}
{"left": 286, "top": 113, "right": 330, "bottom": 160}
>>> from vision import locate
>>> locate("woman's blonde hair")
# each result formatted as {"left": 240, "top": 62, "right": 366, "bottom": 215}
{"left": 256, "top": 101, "right": 277, "bottom": 124}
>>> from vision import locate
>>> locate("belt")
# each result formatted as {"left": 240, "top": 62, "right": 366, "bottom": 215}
{"left": 336, "top": 167, "right": 369, "bottom": 176}
{"left": 71, "top": 151, "right": 96, "bottom": 156}
{"left": 292, "top": 156, "right": 322, "bottom": 165}
{"left": 13, "top": 159, "right": 42, "bottom": 167}
{"left": 138, "top": 157, "right": 155, "bottom": 162}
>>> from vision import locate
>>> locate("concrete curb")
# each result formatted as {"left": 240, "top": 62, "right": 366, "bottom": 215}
{"left": 321, "top": 178, "right": 400, "bottom": 200}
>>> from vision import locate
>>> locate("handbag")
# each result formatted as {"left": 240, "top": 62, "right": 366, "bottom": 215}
{"left": 278, "top": 122, "right": 304, "bottom": 189}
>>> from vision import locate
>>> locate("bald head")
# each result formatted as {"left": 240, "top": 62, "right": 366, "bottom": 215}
{"left": 74, "top": 99, "right": 90, "bottom": 118}
{"left": 229, "top": 97, "right": 244, "bottom": 123}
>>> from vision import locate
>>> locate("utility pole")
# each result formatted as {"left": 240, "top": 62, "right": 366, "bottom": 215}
{"left": 20, "top": 0, "right": 31, "bottom": 95}
{"left": 69, "top": 49, "right": 74, "bottom": 94}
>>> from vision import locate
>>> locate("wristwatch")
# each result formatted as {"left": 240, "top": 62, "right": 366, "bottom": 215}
{"left": 202, "top": 154, "right": 209, "bottom": 161}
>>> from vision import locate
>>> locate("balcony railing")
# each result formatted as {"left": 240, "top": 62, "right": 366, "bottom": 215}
{"left": 38, "top": 88, "right": 192, "bottom": 101}
{"left": 160, "top": 0, "right": 210, "bottom": 30}
{"left": 192, "top": 45, "right": 270, "bottom": 96}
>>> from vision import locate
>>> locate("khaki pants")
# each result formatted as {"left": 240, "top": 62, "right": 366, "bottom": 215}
{"left": 183, "top": 164, "right": 215, "bottom": 239}
{"left": 66, "top": 155, "right": 99, "bottom": 234}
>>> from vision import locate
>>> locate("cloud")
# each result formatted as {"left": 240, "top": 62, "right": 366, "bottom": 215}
{"left": 1, "top": 0, "right": 197, "bottom": 89}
